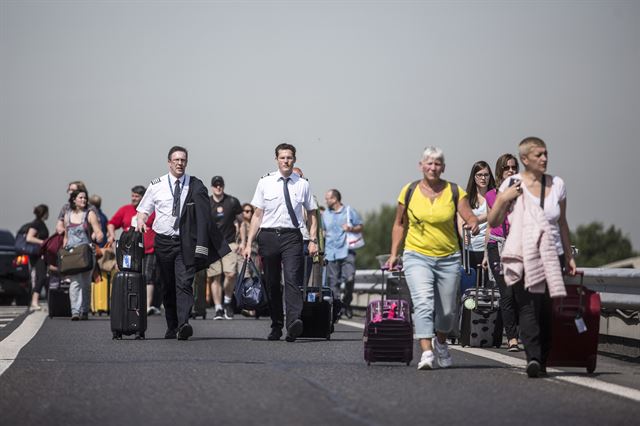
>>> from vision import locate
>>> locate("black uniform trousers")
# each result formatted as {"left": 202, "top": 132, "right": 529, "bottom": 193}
{"left": 513, "top": 256, "right": 566, "bottom": 365}
{"left": 257, "top": 228, "right": 304, "bottom": 331}
{"left": 154, "top": 234, "right": 196, "bottom": 331}
{"left": 487, "top": 243, "right": 519, "bottom": 340}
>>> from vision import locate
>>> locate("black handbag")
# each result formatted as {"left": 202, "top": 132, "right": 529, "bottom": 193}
{"left": 15, "top": 232, "right": 41, "bottom": 256}
{"left": 58, "top": 243, "right": 94, "bottom": 275}
{"left": 234, "top": 259, "right": 268, "bottom": 310}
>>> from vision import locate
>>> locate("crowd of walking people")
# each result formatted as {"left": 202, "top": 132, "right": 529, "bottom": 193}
{"left": 18, "top": 137, "right": 575, "bottom": 377}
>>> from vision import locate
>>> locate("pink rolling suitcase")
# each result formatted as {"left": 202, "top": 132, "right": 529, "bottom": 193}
{"left": 363, "top": 267, "right": 413, "bottom": 366}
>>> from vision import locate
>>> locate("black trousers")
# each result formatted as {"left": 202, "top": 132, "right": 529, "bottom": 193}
{"left": 513, "top": 256, "right": 566, "bottom": 365}
{"left": 487, "top": 243, "right": 519, "bottom": 340}
{"left": 154, "top": 234, "right": 196, "bottom": 331}
{"left": 257, "top": 229, "right": 303, "bottom": 330}
{"left": 468, "top": 250, "right": 490, "bottom": 286}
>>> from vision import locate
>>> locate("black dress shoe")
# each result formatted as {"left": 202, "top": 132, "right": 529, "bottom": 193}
{"left": 526, "top": 360, "right": 541, "bottom": 378}
{"left": 285, "top": 319, "right": 303, "bottom": 342}
{"left": 267, "top": 328, "right": 282, "bottom": 341}
{"left": 177, "top": 324, "right": 193, "bottom": 341}
{"left": 164, "top": 329, "right": 177, "bottom": 339}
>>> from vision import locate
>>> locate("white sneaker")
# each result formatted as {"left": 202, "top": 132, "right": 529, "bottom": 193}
{"left": 433, "top": 338, "right": 453, "bottom": 368}
{"left": 417, "top": 350, "right": 435, "bottom": 370}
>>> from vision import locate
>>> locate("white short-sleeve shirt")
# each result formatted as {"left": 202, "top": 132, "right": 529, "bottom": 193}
{"left": 137, "top": 173, "right": 190, "bottom": 236}
{"left": 251, "top": 171, "right": 317, "bottom": 229}
{"left": 499, "top": 174, "right": 567, "bottom": 255}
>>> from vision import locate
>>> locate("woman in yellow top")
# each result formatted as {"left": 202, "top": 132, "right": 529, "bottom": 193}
{"left": 387, "top": 147, "right": 479, "bottom": 371}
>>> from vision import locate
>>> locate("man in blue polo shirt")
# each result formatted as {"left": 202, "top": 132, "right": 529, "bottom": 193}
{"left": 322, "top": 189, "right": 364, "bottom": 319}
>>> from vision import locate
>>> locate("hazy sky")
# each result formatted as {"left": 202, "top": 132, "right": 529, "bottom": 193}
{"left": 2, "top": 1, "right": 639, "bottom": 249}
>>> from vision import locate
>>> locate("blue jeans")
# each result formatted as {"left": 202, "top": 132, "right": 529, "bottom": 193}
{"left": 403, "top": 251, "right": 461, "bottom": 339}
{"left": 68, "top": 270, "right": 92, "bottom": 315}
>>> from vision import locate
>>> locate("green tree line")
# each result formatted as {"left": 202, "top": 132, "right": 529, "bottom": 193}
{"left": 354, "top": 205, "right": 637, "bottom": 269}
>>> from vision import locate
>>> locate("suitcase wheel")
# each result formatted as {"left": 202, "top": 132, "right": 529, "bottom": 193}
{"left": 203, "top": 313, "right": 207, "bottom": 320}
{"left": 135, "top": 332, "right": 145, "bottom": 340}
{"left": 112, "top": 332, "right": 122, "bottom": 340}
{"left": 326, "top": 334, "right": 331, "bottom": 341}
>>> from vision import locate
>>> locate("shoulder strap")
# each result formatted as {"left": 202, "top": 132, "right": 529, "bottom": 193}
{"left": 540, "top": 174, "right": 546, "bottom": 209}
{"left": 402, "top": 180, "right": 421, "bottom": 225}
{"left": 450, "top": 182, "right": 463, "bottom": 254}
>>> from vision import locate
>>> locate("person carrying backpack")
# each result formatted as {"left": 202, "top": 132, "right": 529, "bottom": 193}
{"left": 386, "top": 146, "right": 479, "bottom": 371}
{"left": 16, "top": 204, "right": 50, "bottom": 310}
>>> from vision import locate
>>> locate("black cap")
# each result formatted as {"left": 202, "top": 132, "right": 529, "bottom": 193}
{"left": 211, "top": 176, "right": 225, "bottom": 187}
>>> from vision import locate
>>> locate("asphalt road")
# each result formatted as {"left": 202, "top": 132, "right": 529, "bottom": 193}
{"left": 1, "top": 307, "right": 639, "bottom": 426}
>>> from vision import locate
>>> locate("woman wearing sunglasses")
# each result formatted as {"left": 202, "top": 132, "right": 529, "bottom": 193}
{"left": 485, "top": 153, "right": 520, "bottom": 352}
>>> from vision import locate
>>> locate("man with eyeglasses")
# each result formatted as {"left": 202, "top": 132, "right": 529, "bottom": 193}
{"left": 136, "top": 146, "right": 230, "bottom": 341}
{"left": 206, "top": 175, "right": 243, "bottom": 320}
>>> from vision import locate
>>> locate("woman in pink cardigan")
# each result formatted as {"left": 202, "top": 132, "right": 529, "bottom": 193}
{"left": 488, "top": 137, "right": 577, "bottom": 378}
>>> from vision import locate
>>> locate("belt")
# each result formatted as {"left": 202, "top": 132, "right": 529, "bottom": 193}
{"left": 261, "top": 227, "right": 300, "bottom": 234}
{"left": 157, "top": 234, "right": 180, "bottom": 241}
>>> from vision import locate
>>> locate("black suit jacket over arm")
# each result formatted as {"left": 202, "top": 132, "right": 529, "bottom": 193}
{"left": 179, "top": 176, "right": 231, "bottom": 270}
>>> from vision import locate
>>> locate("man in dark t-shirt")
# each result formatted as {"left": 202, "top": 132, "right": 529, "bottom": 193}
{"left": 207, "top": 176, "right": 243, "bottom": 319}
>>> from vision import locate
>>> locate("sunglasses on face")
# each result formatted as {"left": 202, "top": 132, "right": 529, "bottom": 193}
{"left": 503, "top": 165, "right": 518, "bottom": 171}
{"left": 243, "top": 210, "right": 253, "bottom": 213}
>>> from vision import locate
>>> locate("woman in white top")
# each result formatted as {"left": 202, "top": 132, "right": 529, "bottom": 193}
{"left": 488, "top": 137, "right": 576, "bottom": 378}
{"left": 460, "top": 161, "right": 496, "bottom": 281}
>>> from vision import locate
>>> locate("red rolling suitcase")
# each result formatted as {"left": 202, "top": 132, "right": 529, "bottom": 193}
{"left": 363, "top": 267, "right": 413, "bottom": 366}
{"left": 547, "top": 272, "right": 600, "bottom": 373}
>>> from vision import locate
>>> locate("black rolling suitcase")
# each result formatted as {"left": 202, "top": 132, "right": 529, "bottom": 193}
{"left": 47, "top": 273, "right": 71, "bottom": 318}
{"left": 191, "top": 269, "right": 208, "bottom": 319}
{"left": 460, "top": 264, "right": 503, "bottom": 348}
{"left": 115, "top": 229, "right": 144, "bottom": 273}
{"left": 110, "top": 271, "right": 147, "bottom": 339}
{"left": 299, "top": 255, "right": 334, "bottom": 340}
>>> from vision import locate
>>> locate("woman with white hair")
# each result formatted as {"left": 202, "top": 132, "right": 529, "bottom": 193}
{"left": 387, "top": 146, "right": 479, "bottom": 370}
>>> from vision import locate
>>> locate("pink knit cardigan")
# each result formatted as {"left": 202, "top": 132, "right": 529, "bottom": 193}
{"left": 500, "top": 194, "right": 566, "bottom": 298}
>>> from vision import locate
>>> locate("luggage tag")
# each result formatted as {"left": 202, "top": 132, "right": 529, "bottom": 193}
{"left": 575, "top": 314, "right": 587, "bottom": 334}
{"left": 307, "top": 292, "right": 317, "bottom": 302}
{"left": 123, "top": 255, "right": 132, "bottom": 269}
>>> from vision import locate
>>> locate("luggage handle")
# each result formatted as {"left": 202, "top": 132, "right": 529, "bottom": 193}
{"left": 558, "top": 271, "right": 585, "bottom": 314}
{"left": 379, "top": 265, "right": 404, "bottom": 318}
{"left": 472, "top": 264, "right": 498, "bottom": 310}
{"left": 462, "top": 229, "right": 471, "bottom": 274}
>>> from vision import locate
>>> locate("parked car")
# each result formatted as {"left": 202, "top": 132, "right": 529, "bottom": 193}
{"left": 0, "top": 229, "right": 31, "bottom": 305}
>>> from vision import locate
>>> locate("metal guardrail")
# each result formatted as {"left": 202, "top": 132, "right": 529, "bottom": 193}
{"left": 354, "top": 267, "right": 640, "bottom": 309}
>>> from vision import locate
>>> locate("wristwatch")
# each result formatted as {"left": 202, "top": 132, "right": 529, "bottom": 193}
{"left": 309, "top": 239, "right": 318, "bottom": 244}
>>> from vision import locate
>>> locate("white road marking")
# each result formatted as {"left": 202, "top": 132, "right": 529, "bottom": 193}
{"left": 341, "top": 320, "right": 640, "bottom": 403}
{"left": 0, "top": 310, "right": 47, "bottom": 377}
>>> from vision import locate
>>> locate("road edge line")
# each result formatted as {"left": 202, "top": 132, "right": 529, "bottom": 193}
{"left": 0, "top": 310, "right": 47, "bottom": 377}
{"left": 341, "top": 320, "right": 640, "bottom": 403}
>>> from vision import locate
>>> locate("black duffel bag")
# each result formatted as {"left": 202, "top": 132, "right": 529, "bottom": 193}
{"left": 234, "top": 259, "right": 268, "bottom": 310}
{"left": 116, "top": 229, "right": 144, "bottom": 272}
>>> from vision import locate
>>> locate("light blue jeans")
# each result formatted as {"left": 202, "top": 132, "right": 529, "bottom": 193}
{"left": 403, "top": 250, "right": 461, "bottom": 339}
{"left": 68, "top": 270, "right": 92, "bottom": 315}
